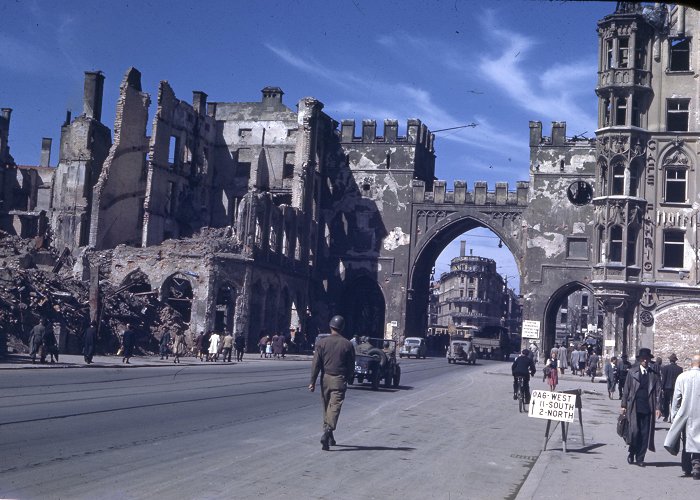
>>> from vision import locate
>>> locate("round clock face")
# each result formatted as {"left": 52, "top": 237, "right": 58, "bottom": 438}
{"left": 567, "top": 181, "right": 593, "bottom": 206}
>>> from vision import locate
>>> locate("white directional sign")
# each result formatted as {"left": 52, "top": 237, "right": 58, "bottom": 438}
{"left": 521, "top": 320, "right": 540, "bottom": 339}
{"left": 528, "top": 390, "right": 576, "bottom": 422}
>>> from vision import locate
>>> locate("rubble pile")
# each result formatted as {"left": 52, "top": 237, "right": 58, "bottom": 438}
{"left": 1, "top": 232, "right": 189, "bottom": 355}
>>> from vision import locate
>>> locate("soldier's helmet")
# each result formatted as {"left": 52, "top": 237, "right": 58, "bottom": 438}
{"left": 329, "top": 315, "right": 345, "bottom": 332}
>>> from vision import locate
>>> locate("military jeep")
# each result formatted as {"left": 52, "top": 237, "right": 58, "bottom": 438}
{"left": 352, "top": 337, "right": 401, "bottom": 390}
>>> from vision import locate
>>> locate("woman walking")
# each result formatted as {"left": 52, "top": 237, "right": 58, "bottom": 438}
{"left": 545, "top": 351, "right": 559, "bottom": 391}
{"left": 172, "top": 331, "right": 186, "bottom": 364}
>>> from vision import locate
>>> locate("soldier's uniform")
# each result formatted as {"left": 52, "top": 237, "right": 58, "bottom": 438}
{"left": 309, "top": 317, "right": 355, "bottom": 450}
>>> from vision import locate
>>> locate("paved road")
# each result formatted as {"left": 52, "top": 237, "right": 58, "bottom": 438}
{"left": 0, "top": 356, "right": 544, "bottom": 499}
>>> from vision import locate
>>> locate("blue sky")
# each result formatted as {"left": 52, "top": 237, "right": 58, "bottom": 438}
{"left": 0, "top": 0, "right": 616, "bottom": 287}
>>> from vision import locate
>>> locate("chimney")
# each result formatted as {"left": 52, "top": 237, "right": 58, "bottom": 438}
{"left": 193, "top": 91, "right": 207, "bottom": 115}
{"left": 460, "top": 240, "right": 466, "bottom": 257}
{"left": 40, "top": 138, "right": 52, "bottom": 167}
{"left": 83, "top": 71, "right": 105, "bottom": 121}
{"left": 261, "top": 86, "right": 283, "bottom": 106}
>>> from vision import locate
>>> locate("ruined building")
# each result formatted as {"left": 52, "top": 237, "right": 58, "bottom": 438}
{"left": 1, "top": 3, "right": 699, "bottom": 365}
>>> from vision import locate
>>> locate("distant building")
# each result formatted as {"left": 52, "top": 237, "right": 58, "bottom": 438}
{"left": 554, "top": 289, "right": 603, "bottom": 345}
{"left": 430, "top": 240, "right": 521, "bottom": 335}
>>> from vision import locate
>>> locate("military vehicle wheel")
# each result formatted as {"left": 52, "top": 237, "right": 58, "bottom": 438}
{"left": 367, "top": 348, "right": 388, "bottom": 368}
{"left": 392, "top": 366, "right": 401, "bottom": 388}
{"left": 357, "top": 376, "right": 365, "bottom": 383}
{"left": 399, "top": 353, "right": 403, "bottom": 358}
{"left": 384, "top": 373, "right": 392, "bottom": 388}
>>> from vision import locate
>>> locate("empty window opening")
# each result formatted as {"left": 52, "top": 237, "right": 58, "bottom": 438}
{"left": 168, "top": 136, "right": 179, "bottom": 166}
{"left": 612, "top": 163, "right": 625, "bottom": 195}
{"left": 667, "top": 99, "right": 690, "bottom": 132}
{"left": 626, "top": 227, "right": 638, "bottom": 266}
{"left": 603, "top": 98, "right": 612, "bottom": 126}
{"left": 609, "top": 225, "right": 623, "bottom": 262}
{"left": 238, "top": 128, "right": 252, "bottom": 138}
{"left": 663, "top": 230, "right": 685, "bottom": 268}
{"left": 283, "top": 152, "right": 295, "bottom": 180}
{"left": 631, "top": 98, "right": 641, "bottom": 127}
{"left": 635, "top": 43, "right": 646, "bottom": 69}
{"left": 606, "top": 39, "right": 613, "bottom": 69}
{"left": 629, "top": 164, "right": 640, "bottom": 197}
{"left": 665, "top": 168, "right": 687, "bottom": 203}
{"left": 560, "top": 312, "right": 568, "bottom": 325}
{"left": 618, "top": 38, "right": 630, "bottom": 68}
{"left": 615, "top": 97, "right": 627, "bottom": 125}
{"left": 669, "top": 38, "right": 691, "bottom": 72}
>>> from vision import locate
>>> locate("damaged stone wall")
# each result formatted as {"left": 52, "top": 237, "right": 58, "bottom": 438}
{"left": 50, "top": 71, "right": 112, "bottom": 252}
{"left": 142, "top": 83, "right": 217, "bottom": 246}
{"left": 211, "top": 86, "right": 298, "bottom": 217}
{"left": 90, "top": 68, "right": 151, "bottom": 250}
{"left": 317, "top": 118, "right": 435, "bottom": 338}
{"left": 520, "top": 121, "right": 596, "bottom": 352}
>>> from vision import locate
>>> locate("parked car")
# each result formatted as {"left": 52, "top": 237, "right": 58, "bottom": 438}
{"left": 399, "top": 337, "right": 427, "bottom": 359}
{"left": 446, "top": 336, "right": 476, "bottom": 364}
{"left": 352, "top": 337, "right": 401, "bottom": 390}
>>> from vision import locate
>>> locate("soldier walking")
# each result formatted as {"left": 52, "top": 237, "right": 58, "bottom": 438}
{"left": 308, "top": 315, "right": 355, "bottom": 451}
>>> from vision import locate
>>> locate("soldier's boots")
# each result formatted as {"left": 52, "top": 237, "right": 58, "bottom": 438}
{"left": 329, "top": 430, "right": 336, "bottom": 446}
{"left": 320, "top": 430, "right": 330, "bottom": 451}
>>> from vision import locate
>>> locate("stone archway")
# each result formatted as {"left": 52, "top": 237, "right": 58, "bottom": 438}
{"left": 214, "top": 283, "right": 236, "bottom": 334}
{"left": 161, "top": 273, "right": 194, "bottom": 324}
{"left": 542, "top": 281, "right": 595, "bottom": 354}
{"left": 405, "top": 212, "right": 524, "bottom": 338}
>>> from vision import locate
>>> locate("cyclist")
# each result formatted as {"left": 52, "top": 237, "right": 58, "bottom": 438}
{"left": 512, "top": 348, "right": 537, "bottom": 404}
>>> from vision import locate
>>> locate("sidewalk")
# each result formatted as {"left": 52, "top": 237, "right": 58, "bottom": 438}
{"left": 517, "top": 369, "right": 697, "bottom": 498}
{"left": 0, "top": 352, "right": 312, "bottom": 369}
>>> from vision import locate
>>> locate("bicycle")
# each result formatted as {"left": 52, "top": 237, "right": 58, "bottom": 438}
{"left": 515, "top": 376, "right": 527, "bottom": 413}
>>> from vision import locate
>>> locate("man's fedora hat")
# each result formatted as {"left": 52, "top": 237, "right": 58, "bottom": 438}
{"left": 637, "top": 347, "right": 653, "bottom": 359}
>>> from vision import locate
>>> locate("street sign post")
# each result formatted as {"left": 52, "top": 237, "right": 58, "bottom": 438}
{"left": 521, "top": 320, "right": 540, "bottom": 339}
{"left": 528, "top": 389, "right": 585, "bottom": 452}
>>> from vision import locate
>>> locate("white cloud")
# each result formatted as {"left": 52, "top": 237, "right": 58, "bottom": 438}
{"left": 476, "top": 10, "right": 597, "bottom": 135}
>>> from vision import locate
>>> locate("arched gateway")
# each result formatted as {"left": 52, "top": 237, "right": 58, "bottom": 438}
{"left": 403, "top": 181, "right": 528, "bottom": 337}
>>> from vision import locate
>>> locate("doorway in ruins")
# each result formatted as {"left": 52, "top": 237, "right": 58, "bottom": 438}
{"left": 407, "top": 221, "right": 521, "bottom": 347}
{"left": 340, "top": 276, "right": 386, "bottom": 339}
{"left": 215, "top": 284, "right": 236, "bottom": 334}
{"left": 161, "top": 273, "right": 194, "bottom": 323}
{"left": 120, "top": 269, "right": 153, "bottom": 295}
{"left": 542, "top": 282, "right": 602, "bottom": 354}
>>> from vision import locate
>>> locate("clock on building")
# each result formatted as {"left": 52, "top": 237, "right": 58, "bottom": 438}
{"left": 567, "top": 181, "right": 593, "bottom": 206}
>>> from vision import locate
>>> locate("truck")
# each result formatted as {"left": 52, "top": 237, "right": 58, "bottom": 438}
{"left": 467, "top": 325, "right": 512, "bottom": 361}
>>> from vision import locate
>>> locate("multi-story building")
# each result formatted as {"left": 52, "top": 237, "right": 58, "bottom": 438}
{"left": 432, "top": 241, "right": 521, "bottom": 334}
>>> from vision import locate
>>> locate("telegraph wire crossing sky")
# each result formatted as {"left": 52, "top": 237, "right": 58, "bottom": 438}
{"left": 0, "top": 0, "right": 616, "bottom": 286}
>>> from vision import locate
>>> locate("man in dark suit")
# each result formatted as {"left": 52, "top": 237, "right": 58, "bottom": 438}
{"left": 660, "top": 353, "right": 683, "bottom": 422}
{"left": 621, "top": 347, "right": 662, "bottom": 466}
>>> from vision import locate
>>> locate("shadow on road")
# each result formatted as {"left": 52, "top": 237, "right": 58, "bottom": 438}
{"left": 645, "top": 461, "right": 686, "bottom": 468}
{"left": 568, "top": 443, "right": 606, "bottom": 453}
{"left": 332, "top": 444, "right": 416, "bottom": 452}
{"left": 348, "top": 385, "right": 414, "bottom": 392}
